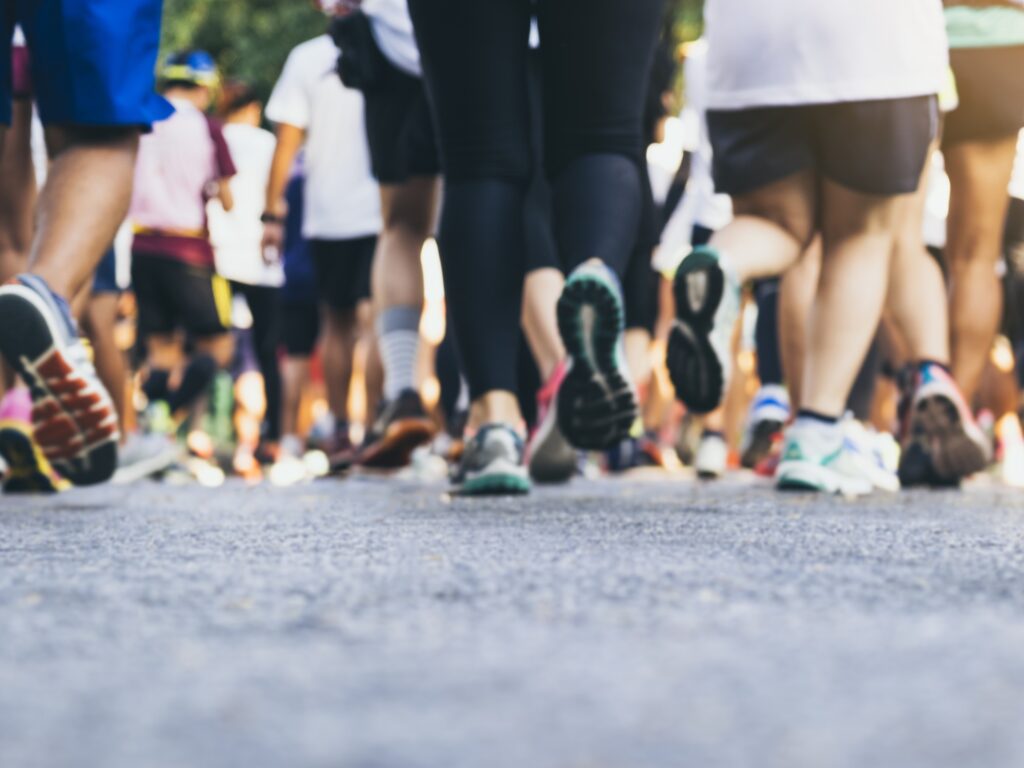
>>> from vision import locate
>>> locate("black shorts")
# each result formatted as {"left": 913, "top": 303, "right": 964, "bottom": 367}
{"left": 131, "top": 254, "right": 231, "bottom": 339}
{"left": 944, "top": 46, "right": 1024, "bottom": 146}
{"left": 282, "top": 300, "right": 320, "bottom": 357}
{"left": 309, "top": 235, "right": 376, "bottom": 311}
{"left": 362, "top": 37, "right": 439, "bottom": 185}
{"left": 708, "top": 96, "right": 938, "bottom": 198}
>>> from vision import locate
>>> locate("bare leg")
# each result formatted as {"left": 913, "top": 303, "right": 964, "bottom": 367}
{"left": 712, "top": 171, "right": 817, "bottom": 283}
{"left": 82, "top": 294, "right": 127, "bottom": 434}
{"left": 281, "top": 356, "right": 311, "bottom": 442}
{"left": 0, "top": 107, "right": 33, "bottom": 394}
{"left": 194, "top": 333, "right": 234, "bottom": 370}
{"left": 801, "top": 181, "right": 906, "bottom": 417}
{"left": 886, "top": 142, "right": 950, "bottom": 366}
{"left": 320, "top": 306, "right": 358, "bottom": 425}
{"left": 945, "top": 135, "right": 1019, "bottom": 400}
{"left": 522, "top": 267, "right": 566, "bottom": 382}
{"left": 34, "top": 127, "right": 139, "bottom": 298}
{"left": 624, "top": 328, "right": 652, "bottom": 392}
{"left": 0, "top": 103, "right": 35, "bottom": 281}
{"left": 357, "top": 299, "right": 383, "bottom": 420}
{"left": 373, "top": 179, "right": 436, "bottom": 313}
{"left": 778, "top": 238, "right": 822, "bottom": 411}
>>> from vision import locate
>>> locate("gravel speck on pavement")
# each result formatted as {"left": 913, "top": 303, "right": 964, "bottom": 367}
{"left": 2, "top": 477, "right": 1024, "bottom": 768}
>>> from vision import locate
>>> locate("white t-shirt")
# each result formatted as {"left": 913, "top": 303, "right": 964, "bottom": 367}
{"left": 705, "top": 0, "right": 948, "bottom": 110}
{"left": 208, "top": 123, "right": 284, "bottom": 287}
{"left": 266, "top": 35, "right": 381, "bottom": 241}
{"left": 363, "top": 0, "right": 421, "bottom": 76}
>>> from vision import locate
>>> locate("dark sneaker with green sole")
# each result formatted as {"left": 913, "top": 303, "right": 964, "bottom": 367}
{"left": 556, "top": 260, "right": 638, "bottom": 451}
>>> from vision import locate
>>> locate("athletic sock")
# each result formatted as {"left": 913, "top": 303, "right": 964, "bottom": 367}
{"left": 167, "top": 355, "right": 218, "bottom": 412}
{"left": 143, "top": 369, "right": 171, "bottom": 404}
{"left": 377, "top": 306, "right": 421, "bottom": 401}
{"left": 795, "top": 409, "right": 840, "bottom": 426}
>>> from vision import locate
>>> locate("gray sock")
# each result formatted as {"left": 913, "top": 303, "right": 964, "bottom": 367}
{"left": 377, "top": 306, "right": 421, "bottom": 401}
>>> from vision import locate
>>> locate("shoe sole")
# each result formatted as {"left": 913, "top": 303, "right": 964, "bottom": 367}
{"left": 0, "top": 285, "right": 118, "bottom": 486}
{"left": 0, "top": 421, "right": 68, "bottom": 494}
{"left": 556, "top": 273, "right": 638, "bottom": 451}
{"left": 456, "top": 458, "right": 531, "bottom": 497}
{"left": 899, "top": 393, "right": 987, "bottom": 488}
{"left": 776, "top": 459, "right": 873, "bottom": 497}
{"left": 741, "top": 419, "right": 783, "bottom": 469}
{"left": 528, "top": 402, "right": 576, "bottom": 484}
{"left": 667, "top": 250, "right": 724, "bottom": 415}
{"left": 357, "top": 418, "right": 435, "bottom": 469}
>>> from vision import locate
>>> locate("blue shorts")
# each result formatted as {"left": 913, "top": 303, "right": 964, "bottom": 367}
{"left": 1, "top": 0, "right": 173, "bottom": 127}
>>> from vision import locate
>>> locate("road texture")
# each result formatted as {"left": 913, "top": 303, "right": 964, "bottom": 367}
{"left": 3, "top": 476, "right": 1024, "bottom": 768}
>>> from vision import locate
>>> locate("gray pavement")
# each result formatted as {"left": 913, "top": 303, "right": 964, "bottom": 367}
{"left": 3, "top": 476, "right": 1024, "bottom": 768}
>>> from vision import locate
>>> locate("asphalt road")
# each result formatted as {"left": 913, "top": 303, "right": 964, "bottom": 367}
{"left": 2, "top": 476, "right": 1024, "bottom": 768}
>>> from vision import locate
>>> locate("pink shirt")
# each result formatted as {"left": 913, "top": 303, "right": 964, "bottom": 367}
{"left": 130, "top": 97, "right": 235, "bottom": 236}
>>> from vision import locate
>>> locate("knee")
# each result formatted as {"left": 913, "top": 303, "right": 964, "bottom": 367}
{"left": 736, "top": 198, "right": 815, "bottom": 250}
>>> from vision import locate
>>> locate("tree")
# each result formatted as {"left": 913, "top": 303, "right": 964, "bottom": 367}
{"left": 161, "top": 0, "right": 326, "bottom": 103}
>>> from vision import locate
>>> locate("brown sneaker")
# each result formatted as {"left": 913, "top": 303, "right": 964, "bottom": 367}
{"left": 355, "top": 389, "right": 435, "bottom": 469}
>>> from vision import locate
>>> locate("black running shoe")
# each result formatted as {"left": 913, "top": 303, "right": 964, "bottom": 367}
{"left": 556, "top": 260, "right": 638, "bottom": 451}
{"left": 667, "top": 246, "right": 740, "bottom": 415}
{"left": 355, "top": 388, "right": 436, "bottom": 469}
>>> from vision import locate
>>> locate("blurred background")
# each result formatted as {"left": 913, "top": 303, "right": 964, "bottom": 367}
{"left": 160, "top": 0, "right": 707, "bottom": 107}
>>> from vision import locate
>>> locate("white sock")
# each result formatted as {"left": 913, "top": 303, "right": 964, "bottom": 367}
{"left": 377, "top": 306, "right": 421, "bottom": 401}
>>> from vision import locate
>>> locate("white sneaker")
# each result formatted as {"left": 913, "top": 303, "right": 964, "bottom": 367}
{"left": 695, "top": 432, "right": 728, "bottom": 479}
{"left": 841, "top": 417, "right": 900, "bottom": 493}
{"left": 776, "top": 419, "right": 875, "bottom": 497}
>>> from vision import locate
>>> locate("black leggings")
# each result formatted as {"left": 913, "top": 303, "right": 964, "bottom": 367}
{"left": 409, "top": 0, "right": 664, "bottom": 398}
{"left": 233, "top": 283, "right": 283, "bottom": 442}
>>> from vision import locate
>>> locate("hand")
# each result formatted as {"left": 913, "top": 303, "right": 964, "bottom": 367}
{"left": 261, "top": 221, "right": 284, "bottom": 264}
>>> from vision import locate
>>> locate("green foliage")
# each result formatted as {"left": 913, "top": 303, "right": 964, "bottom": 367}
{"left": 670, "top": 0, "right": 705, "bottom": 42}
{"left": 160, "top": 0, "right": 326, "bottom": 103}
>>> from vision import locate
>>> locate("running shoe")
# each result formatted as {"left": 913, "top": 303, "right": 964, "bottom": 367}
{"left": 667, "top": 246, "right": 741, "bottom": 415}
{"left": 556, "top": 259, "right": 639, "bottom": 451}
{"left": 776, "top": 420, "right": 874, "bottom": 497}
{"left": 898, "top": 362, "right": 990, "bottom": 487}
{"left": 527, "top": 360, "right": 576, "bottom": 483}
{"left": 0, "top": 420, "right": 69, "bottom": 494}
{"left": 111, "top": 432, "right": 181, "bottom": 485}
{"left": 451, "top": 424, "right": 530, "bottom": 496}
{"left": 841, "top": 417, "right": 900, "bottom": 493}
{"left": 0, "top": 275, "right": 119, "bottom": 485}
{"left": 355, "top": 388, "right": 436, "bottom": 469}
{"left": 695, "top": 431, "right": 728, "bottom": 480}
{"left": 606, "top": 429, "right": 666, "bottom": 473}
{"left": 740, "top": 384, "right": 790, "bottom": 469}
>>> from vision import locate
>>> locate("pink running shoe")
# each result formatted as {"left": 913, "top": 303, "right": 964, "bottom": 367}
{"left": 898, "top": 362, "right": 990, "bottom": 487}
{"left": 527, "top": 360, "right": 576, "bottom": 483}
